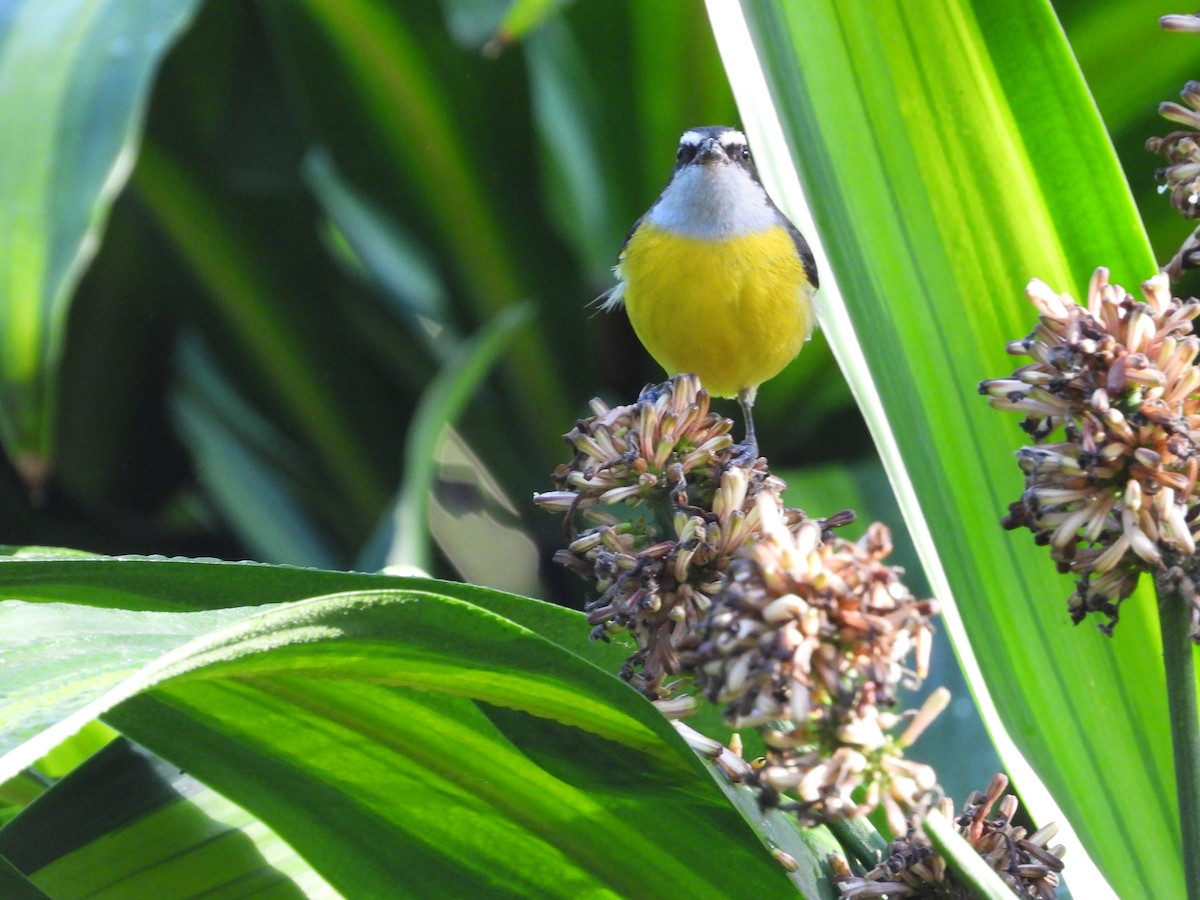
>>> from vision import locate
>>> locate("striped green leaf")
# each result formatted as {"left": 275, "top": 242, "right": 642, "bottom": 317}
{"left": 0, "top": 558, "right": 797, "bottom": 897}
{"left": 1, "top": 739, "right": 334, "bottom": 898}
{"left": 711, "top": 0, "right": 1175, "bottom": 896}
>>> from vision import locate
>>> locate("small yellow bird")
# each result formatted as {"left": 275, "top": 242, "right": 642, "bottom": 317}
{"left": 603, "top": 126, "right": 818, "bottom": 458}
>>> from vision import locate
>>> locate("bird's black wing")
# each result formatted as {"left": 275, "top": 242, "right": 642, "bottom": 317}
{"left": 770, "top": 199, "right": 818, "bottom": 289}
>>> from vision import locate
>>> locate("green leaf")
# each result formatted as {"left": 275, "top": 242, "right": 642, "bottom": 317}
{"left": 0, "top": 557, "right": 626, "bottom": 771}
{"left": 700, "top": 754, "right": 845, "bottom": 899}
{"left": 0, "top": 0, "right": 200, "bottom": 470}
{"left": 0, "top": 738, "right": 333, "bottom": 898}
{"left": 712, "top": 0, "right": 1172, "bottom": 896}
{"left": 0, "top": 560, "right": 798, "bottom": 897}
{"left": 33, "top": 721, "right": 116, "bottom": 779}
{"left": 302, "top": 149, "right": 450, "bottom": 330}
{"left": 0, "top": 854, "right": 48, "bottom": 900}
{"left": 0, "top": 596, "right": 272, "bottom": 768}
{"left": 171, "top": 337, "right": 342, "bottom": 569}
{"left": 490, "top": 0, "right": 572, "bottom": 50}
{"left": 922, "top": 810, "right": 1017, "bottom": 900}
{"left": 525, "top": 18, "right": 620, "bottom": 280}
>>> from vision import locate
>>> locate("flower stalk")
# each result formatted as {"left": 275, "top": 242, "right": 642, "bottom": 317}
{"left": 1157, "top": 571, "right": 1200, "bottom": 898}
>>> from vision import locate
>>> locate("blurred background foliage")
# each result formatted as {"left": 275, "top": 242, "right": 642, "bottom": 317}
{"left": 0, "top": 0, "right": 860, "bottom": 582}
{"left": 0, "top": 0, "right": 1193, "bottom": 832}
{"left": 5, "top": 0, "right": 1187, "bottom": 576}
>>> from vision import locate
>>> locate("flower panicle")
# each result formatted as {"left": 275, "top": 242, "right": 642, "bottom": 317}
{"left": 682, "top": 493, "right": 942, "bottom": 831}
{"left": 980, "top": 269, "right": 1200, "bottom": 638}
{"left": 538, "top": 375, "right": 946, "bottom": 834}
{"left": 534, "top": 375, "right": 807, "bottom": 696}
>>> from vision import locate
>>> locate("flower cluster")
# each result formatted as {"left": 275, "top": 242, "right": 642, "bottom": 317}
{"left": 980, "top": 269, "right": 1200, "bottom": 636}
{"left": 837, "top": 774, "right": 1065, "bottom": 899}
{"left": 534, "top": 375, "right": 823, "bottom": 697}
{"left": 538, "top": 374, "right": 943, "bottom": 833}
{"left": 1148, "top": 15, "right": 1200, "bottom": 275}
{"left": 684, "top": 493, "right": 940, "bottom": 831}
{"left": 1147, "top": 80, "right": 1200, "bottom": 221}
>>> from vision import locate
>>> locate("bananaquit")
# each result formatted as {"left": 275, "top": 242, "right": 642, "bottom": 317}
{"left": 603, "top": 126, "right": 818, "bottom": 458}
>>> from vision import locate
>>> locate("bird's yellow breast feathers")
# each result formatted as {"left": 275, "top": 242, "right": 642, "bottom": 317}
{"left": 617, "top": 222, "right": 814, "bottom": 399}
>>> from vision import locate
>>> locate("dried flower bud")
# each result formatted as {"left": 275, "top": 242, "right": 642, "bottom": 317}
{"left": 1161, "top": 12, "right": 1200, "bottom": 33}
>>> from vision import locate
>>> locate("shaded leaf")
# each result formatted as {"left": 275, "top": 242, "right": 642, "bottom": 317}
{"left": 0, "top": 738, "right": 333, "bottom": 898}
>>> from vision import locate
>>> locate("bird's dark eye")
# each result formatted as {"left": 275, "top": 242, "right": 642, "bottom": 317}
{"left": 676, "top": 145, "right": 696, "bottom": 165}
{"left": 736, "top": 145, "right": 751, "bottom": 161}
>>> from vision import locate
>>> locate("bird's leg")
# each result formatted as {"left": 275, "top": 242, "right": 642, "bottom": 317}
{"left": 730, "top": 387, "right": 759, "bottom": 466}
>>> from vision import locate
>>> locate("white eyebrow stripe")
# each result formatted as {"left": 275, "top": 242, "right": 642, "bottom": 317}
{"left": 718, "top": 129, "right": 747, "bottom": 146}
{"left": 679, "top": 130, "right": 706, "bottom": 146}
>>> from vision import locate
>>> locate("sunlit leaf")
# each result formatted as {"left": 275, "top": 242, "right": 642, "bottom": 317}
{"left": 0, "top": 0, "right": 200, "bottom": 475}
{"left": 0, "top": 739, "right": 334, "bottom": 898}
{"left": 0, "top": 560, "right": 799, "bottom": 897}
{"left": 711, "top": 0, "right": 1173, "bottom": 896}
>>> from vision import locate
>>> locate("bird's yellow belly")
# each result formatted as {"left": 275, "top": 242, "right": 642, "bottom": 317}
{"left": 618, "top": 223, "right": 814, "bottom": 398}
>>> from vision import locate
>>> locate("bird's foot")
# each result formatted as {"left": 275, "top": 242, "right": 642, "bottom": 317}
{"left": 725, "top": 438, "right": 761, "bottom": 470}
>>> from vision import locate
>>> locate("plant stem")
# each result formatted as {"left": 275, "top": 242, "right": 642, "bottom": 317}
{"left": 1156, "top": 572, "right": 1200, "bottom": 900}
{"left": 920, "top": 809, "right": 1013, "bottom": 900}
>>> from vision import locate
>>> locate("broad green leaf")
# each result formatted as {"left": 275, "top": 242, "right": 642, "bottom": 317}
{"left": 0, "top": 738, "right": 335, "bottom": 898}
{"left": 0, "top": 772, "right": 44, "bottom": 814}
{"left": 0, "top": 598, "right": 272, "bottom": 767}
{"left": 0, "top": 563, "right": 797, "bottom": 896}
{"left": 0, "top": 558, "right": 631, "bottom": 772}
{"left": 711, "top": 1, "right": 1172, "bottom": 896}
{"left": 32, "top": 721, "right": 116, "bottom": 779}
{"left": 0, "top": 0, "right": 200, "bottom": 472}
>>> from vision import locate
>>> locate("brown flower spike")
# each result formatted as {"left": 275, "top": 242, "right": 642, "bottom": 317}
{"left": 685, "top": 494, "right": 940, "bottom": 831}
{"left": 534, "top": 375, "right": 813, "bottom": 697}
{"left": 538, "top": 375, "right": 943, "bottom": 832}
{"left": 980, "top": 269, "right": 1200, "bottom": 637}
